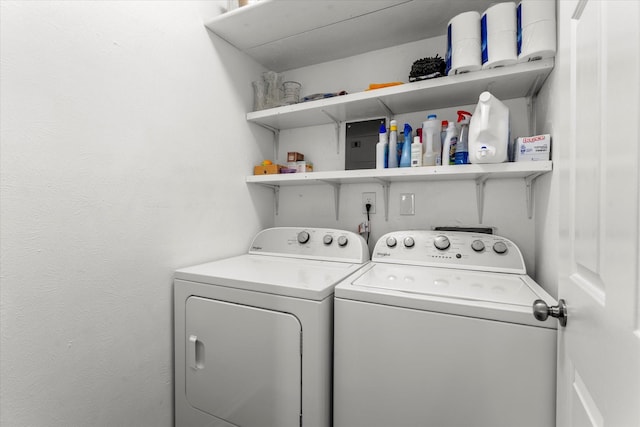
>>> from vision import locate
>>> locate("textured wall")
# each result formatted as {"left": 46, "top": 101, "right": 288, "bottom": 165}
{"left": 0, "top": 2, "right": 271, "bottom": 425}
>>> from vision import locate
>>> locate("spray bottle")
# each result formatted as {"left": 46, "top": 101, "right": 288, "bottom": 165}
{"left": 400, "top": 123, "right": 413, "bottom": 167}
{"left": 388, "top": 120, "right": 399, "bottom": 168}
{"left": 441, "top": 121, "right": 458, "bottom": 166}
{"left": 454, "top": 110, "right": 472, "bottom": 165}
{"left": 376, "top": 123, "right": 388, "bottom": 169}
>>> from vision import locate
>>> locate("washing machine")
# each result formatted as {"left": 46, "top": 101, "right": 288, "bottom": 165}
{"left": 174, "top": 227, "right": 369, "bottom": 427}
{"left": 334, "top": 230, "right": 557, "bottom": 427}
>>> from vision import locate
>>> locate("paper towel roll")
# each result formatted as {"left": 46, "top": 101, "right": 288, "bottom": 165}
{"left": 518, "top": 0, "right": 556, "bottom": 62}
{"left": 482, "top": 2, "right": 517, "bottom": 69}
{"left": 447, "top": 11, "right": 482, "bottom": 75}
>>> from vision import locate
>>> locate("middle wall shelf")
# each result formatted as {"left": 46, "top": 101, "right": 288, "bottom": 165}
{"left": 247, "top": 161, "right": 553, "bottom": 223}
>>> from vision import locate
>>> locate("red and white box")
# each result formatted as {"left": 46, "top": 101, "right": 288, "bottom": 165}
{"left": 514, "top": 134, "right": 551, "bottom": 161}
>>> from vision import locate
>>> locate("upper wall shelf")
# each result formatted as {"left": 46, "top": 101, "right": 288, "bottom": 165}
{"left": 246, "top": 58, "right": 554, "bottom": 130}
{"left": 205, "top": 0, "right": 496, "bottom": 72}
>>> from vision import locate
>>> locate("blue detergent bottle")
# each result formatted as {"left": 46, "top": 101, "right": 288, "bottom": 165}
{"left": 400, "top": 123, "right": 413, "bottom": 167}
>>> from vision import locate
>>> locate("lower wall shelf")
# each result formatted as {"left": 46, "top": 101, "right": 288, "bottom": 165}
{"left": 246, "top": 161, "right": 553, "bottom": 222}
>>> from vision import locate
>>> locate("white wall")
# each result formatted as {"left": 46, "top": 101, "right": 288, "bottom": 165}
{"left": 0, "top": 2, "right": 271, "bottom": 425}
{"left": 273, "top": 37, "right": 542, "bottom": 275}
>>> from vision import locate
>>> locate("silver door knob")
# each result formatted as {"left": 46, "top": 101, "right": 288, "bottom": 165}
{"left": 532, "top": 299, "right": 567, "bottom": 327}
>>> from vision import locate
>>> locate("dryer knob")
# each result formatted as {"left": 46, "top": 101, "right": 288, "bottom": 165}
{"left": 386, "top": 237, "right": 397, "bottom": 248}
{"left": 323, "top": 235, "right": 333, "bottom": 245}
{"left": 434, "top": 235, "right": 450, "bottom": 250}
{"left": 404, "top": 237, "right": 415, "bottom": 248}
{"left": 493, "top": 241, "right": 508, "bottom": 254}
{"left": 337, "top": 236, "right": 348, "bottom": 247}
{"left": 297, "top": 231, "right": 310, "bottom": 244}
{"left": 471, "top": 240, "right": 485, "bottom": 252}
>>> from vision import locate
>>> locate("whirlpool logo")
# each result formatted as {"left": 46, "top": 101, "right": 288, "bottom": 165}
{"left": 376, "top": 252, "right": 391, "bottom": 257}
{"left": 251, "top": 246, "right": 263, "bottom": 251}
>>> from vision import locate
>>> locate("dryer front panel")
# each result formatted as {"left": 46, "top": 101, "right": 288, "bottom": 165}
{"left": 185, "top": 297, "right": 302, "bottom": 427}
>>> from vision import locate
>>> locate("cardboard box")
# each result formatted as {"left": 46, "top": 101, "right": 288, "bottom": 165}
{"left": 253, "top": 164, "right": 283, "bottom": 175}
{"left": 287, "top": 161, "right": 313, "bottom": 173}
{"left": 287, "top": 152, "right": 304, "bottom": 162}
{"left": 514, "top": 134, "right": 551, "bottom": 161}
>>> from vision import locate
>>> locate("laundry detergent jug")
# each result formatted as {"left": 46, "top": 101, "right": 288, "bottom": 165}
{"left": 468, "top": 91, "right": 510, "bottom": 163}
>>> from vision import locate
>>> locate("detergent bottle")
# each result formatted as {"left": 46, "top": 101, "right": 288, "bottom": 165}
{"left": 422, "top": 114, "right": 439, "bottom": 166}
{"left": 441, "top": 121, "right": 458, "bottom": 166}
{"left": 454, "top": 110, "right": 472, "bottom": 165}
{"left": 468, "top": 91, "right": 510, "bottom": 163}
{"left": 376, "top": 123, "right": 388, "bottom": 169}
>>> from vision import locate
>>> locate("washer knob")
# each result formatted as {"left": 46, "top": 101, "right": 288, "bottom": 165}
{"left": 433, "top": 235, "right": 450, "bottom": 250}
{"left": 493, "top": 241, "right": 508, "bottom": 254}
{"left": 471, "top": 240, "right": 485, "bottom": 252}
{"left": 337, "top": 236, "right": 348, "bottom": 247}
{"left": 297, "top": 231, "right": 310, "bottom": 244}
{"left": 323, "top": 235, "right": 333, "bottom": 245}
{"left": 403, "top": 237, "right": 415, "bottom": 248}
{"left": 386, "top": 237, "right": 397, "bottom": 248}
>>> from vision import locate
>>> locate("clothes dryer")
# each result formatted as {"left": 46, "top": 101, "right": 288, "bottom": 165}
{"left": 334, "top": 230, "right": 557, "bottom": 427}
{"left": 174, "top": 227, "right": 369, "bottom": 427}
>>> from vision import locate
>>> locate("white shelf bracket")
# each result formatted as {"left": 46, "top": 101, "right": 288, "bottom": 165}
{"left": 374, "top": 178, "right": 391, "bottom": 222}
{"left": 254, "top": 122, "right": 280, "bottom": 160}
{"left": 320, "top": 180, "right": 341, "bottom": 220}
{"left": 475, "top": 175, "right": 490, "bottom": 224}
{"left": 321, "top": 109, "right": 341, "bottom": 154}
{"left": 376, "top": 98, "right": 395, "bottom": 117}
{"left": 524, "top": 172, "right": 543, "bottom": 220}
{"left": 257, "top": 183, "right": 280, "bottom": 216}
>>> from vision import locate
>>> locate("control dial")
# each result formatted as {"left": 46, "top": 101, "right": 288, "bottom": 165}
{"left": 471, "top": 240, "right": 485, "bottom": 252}
{"left": 323, "top": 235, "right": 333, "bottom": 245}
{"left": 337, "top": 236, "right": 349, "bottom": 247}
{"left": 297, "top": 231, "right": 310, "bottom": 244}
{"left": 433, "top": 235, "right": 450, "bottom": 250}
{"left": 386, "top": 237, "right": 397, "bottom": 248}
{"left": 493, "top": 241, "right": 508, "bottom": 254}
{"left": 403, "top": 237, "right": 415, "bottom": 248}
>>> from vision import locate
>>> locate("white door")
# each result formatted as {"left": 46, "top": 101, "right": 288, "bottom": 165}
{"left": 556, "top": 1, "right": 640, "bottom": 426}
{"left": 185, "top": 297, "right": 302, "bottom": 427}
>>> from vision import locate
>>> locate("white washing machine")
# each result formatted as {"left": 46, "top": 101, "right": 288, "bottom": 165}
{"left": 334, "top": 230, "right": 557, "bottom": 427}
{"left": 174, "top": 227, "right": 369, "bottom": 427}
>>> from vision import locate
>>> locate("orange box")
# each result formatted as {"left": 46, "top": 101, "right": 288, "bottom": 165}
{"left": 253, "top": 164, "right": 283, "bottom": 175}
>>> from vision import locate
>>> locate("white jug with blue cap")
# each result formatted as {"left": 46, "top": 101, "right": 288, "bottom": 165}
{"left": 469, "top": 91, "right": 510, "bottom": 164}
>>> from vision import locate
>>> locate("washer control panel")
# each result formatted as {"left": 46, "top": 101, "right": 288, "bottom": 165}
{"left": 249, "top": 227, "right": 369, "bottom": 263}
{"left": 373, "top": 230, "right": 526, "bottom": 274}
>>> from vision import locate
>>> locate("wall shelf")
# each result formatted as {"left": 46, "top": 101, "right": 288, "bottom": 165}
{"left": 247, "top": 58, "right": 554, "bottom": 130}
{"left": 247, "top": 161, "right": 553, "bottom": 223}
{"left": 206, "top": 0, "right": 497, "bottom": 72}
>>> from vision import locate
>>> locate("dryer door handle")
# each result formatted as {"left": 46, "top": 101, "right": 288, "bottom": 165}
{"left": 188, "top": 335, "right": 205, "bottom": 370}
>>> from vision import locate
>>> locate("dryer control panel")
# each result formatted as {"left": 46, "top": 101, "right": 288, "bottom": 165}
{"left": 248, "top": 227, "right": 370, "bottom": 264}
{"left": 373, "top": 230, "right": 525, "bottom": 274}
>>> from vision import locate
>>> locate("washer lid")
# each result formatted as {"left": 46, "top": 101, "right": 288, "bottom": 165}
{"left": 175, "top": 254, "right": 365, "bottom": 301}
{"left": 337, "top": 263, "right": 557, "bottom": 328}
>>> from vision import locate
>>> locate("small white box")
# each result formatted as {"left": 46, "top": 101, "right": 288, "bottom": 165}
{"left": 287, "top": 161, "right": 313, "bottom": 173}
{"left": 514, "top": 134, "right": 551, "bottom": 161}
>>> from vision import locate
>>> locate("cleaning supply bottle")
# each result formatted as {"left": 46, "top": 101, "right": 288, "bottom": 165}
{"left": 411, "top": 136, "right": 423, "bottom": 167}
{"left": 441, "top": 121, "right": 458, "bottom": 166}
{"left": 440, "top": 120, "right": 449, "bottom": 151}
{"left": 376, "top": 123, "right": 388, "bottom": 169}
{"left": 388, "top": 120, "right": 399, "bottom": 168}
{"left": 455, "top": 110, "right": 472, "bottom": 165}
{"left": 468, "top": 91, "right": 510, "bottom": 164}
{"left": 400, "top": 123, "right": 412, "bottom": 167}
{"left": 422, "top": 114, "right": 440, "bottom": 166}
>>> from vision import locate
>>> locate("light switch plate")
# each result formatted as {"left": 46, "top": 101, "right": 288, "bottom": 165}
{"left": 400, "top": 193, "right": 415, "bottom": 215}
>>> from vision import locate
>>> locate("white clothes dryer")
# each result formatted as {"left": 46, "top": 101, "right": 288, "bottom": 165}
{"left": 334, "top": 230, "right": 557, "bottom": 427}
{"left": 174, "top": 227, "right": 369, "bottom": 427}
